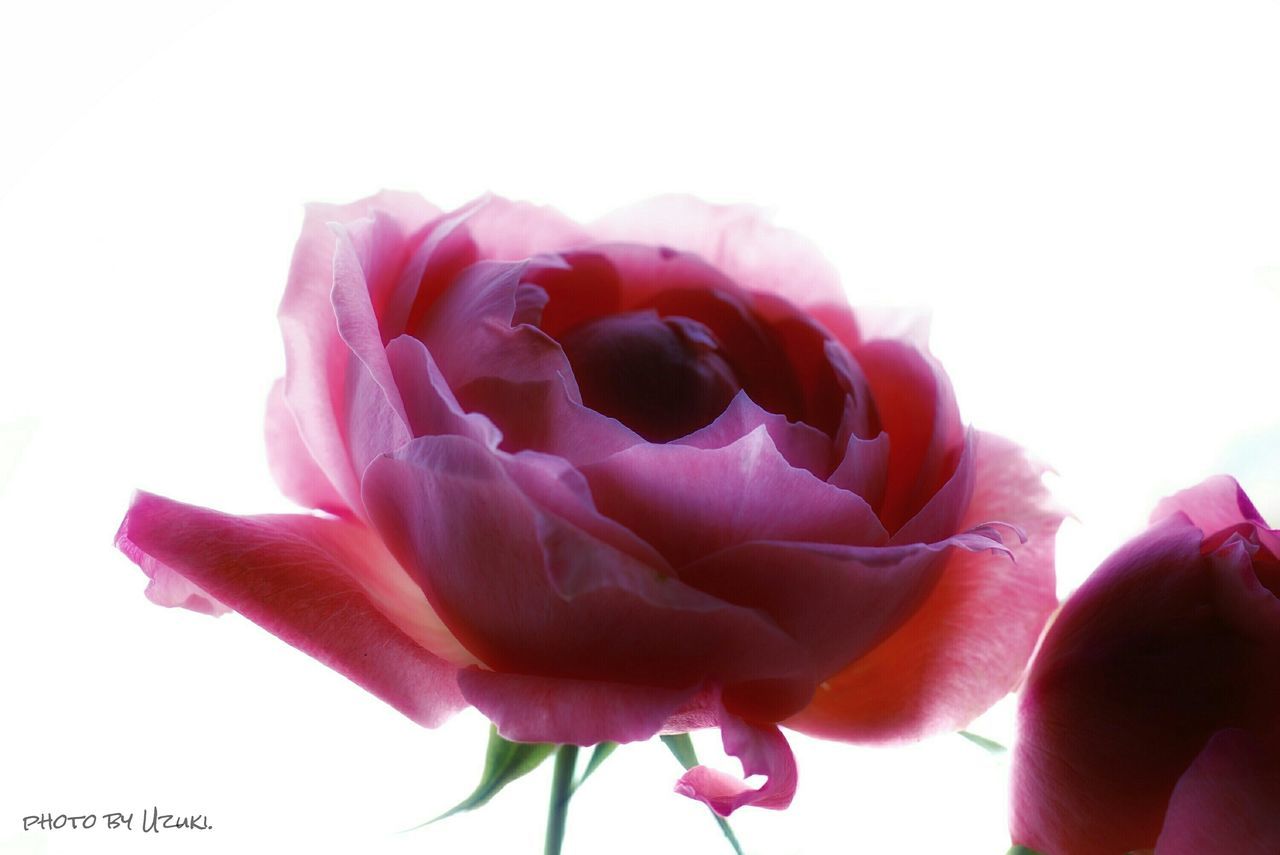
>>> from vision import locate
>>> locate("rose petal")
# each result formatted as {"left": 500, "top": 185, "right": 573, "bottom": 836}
{"left": 580, "top": 425, "right": 888, "bottom": 568}
{"left": 1154, "top": 729, "right": 1280, "bottom": 855}
{"left": 457, "top": 670, "right": 700, "bottom": 746}
{"left": 264, "top": 378, "right": 348, "bottom": 516}
{"left": 412, "top": 260, "right": 587, "bottom": 408}
{"left": 114, "top": 492, "right": 469, "bottom": 726}
{"left": 675, "top": 697, "right": 799, "bottom": 816}
{"left": 384, "top": 334, "right": 502, "bottom": 447}
{"left": 1151, "top": 473, "right": 1267, "bottom": 532}
{"left": 854, "top": 338, "right": 964, "bottom": 533}
{"left": 676, "top": 390, "right": 834, "bottom": 477}
{"left": 362, "top": 434, "right": 814, "bottom": 693}
{"left": 789, "top": 431, "right": 1061, "bottom": 742}
{"left": 461, "top": 195, "right": 592, "bottom": 260}
{"left": 277, "top": 191, "right": 437, "bottom": 516}
{"left": 590, "top": 194, "right": 847, "bottom": 313}
{"left": 455, "top": 373, "right": 644, "bottom": 464}
{"left": 889, "top": 430, "right": 980, "bottom": 548}
{"left": 681, "top": 530, "right": 1009, "bottom": 721}
{"left": 828, "top": 430, "right": 890, "bottom": 510}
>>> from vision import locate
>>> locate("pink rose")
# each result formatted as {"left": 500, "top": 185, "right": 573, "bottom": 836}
{"left": 1011, "top": 476, "right": 1280, "bottom": 854}
{"left": 116, "top": 192, "right": 1061, "bottom": 813}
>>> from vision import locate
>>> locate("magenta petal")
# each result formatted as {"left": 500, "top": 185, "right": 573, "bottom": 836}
{"left": 1150, "top": 474, "right": 1266, "bottom": 531}
{"left": 581, "top": 426, "right": 887, "bottom": 568}
{"left": 115, "top": 492, "right": 468, "bottom": 727}
{"left": 590, "top": 194, "right": 847, "bottom": 312}
{"left": 675, "top": 701, "right": 798, "bottom": 815}
{"left": 414, "top": 260, "right": 579, "bottom": 393}
{"left": 680, "top": 537, "right": 970, "bottom": 700}
{"left": 116, "top": 525, "right": 228, "bottom": 616}
{"left": 677, "top": 390, "right": 834, "bottom": 477}
{"left": 264, "top": 378, "right": 348, "bottom": 517}
{"left": 278, "top": 191, "right": 437, "bottom": 516}
{"left": 828, "top": 430, "right": 890, "bottom": 510}
{"left": 457, "top": 669, "right": 699, "bottom": 746}
{"left": 362, "top": 434, "right": 812, "bottom": 691}
{"left": 1155, "top": 729, "right": 1280, "bottom": 855}
{"left": 454, "top": 373, "right": 643, "bottom": 464}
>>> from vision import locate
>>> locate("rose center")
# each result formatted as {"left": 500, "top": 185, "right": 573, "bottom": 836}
{"left": 558, "top": 311, "right": 740, "bottom": 442}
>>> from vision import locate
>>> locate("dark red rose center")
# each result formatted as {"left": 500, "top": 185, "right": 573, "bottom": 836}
{"left": 558, "top": 310, "right": 740, "bottom": 442}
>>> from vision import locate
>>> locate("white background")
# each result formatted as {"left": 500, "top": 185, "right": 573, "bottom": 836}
{"left": 2, "top": 2, "right": 1278, "bottom": 853}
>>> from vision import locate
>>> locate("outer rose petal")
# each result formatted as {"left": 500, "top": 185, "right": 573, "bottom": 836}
{"left": 680, "top": 528, "right": 1012, "bottom": 721}
{"left": 265, "top": 379, "right": 348, "bottom": 516}
{"left": 115, "top": 492, "right": 469, "bottom": 727}
{"left": 1154, "top": 729, "right": 1280, "bottom": 855}
{"left": 361, "top": 434, "right": 815, "bottom": 693}
{"left": 277, "top": 190, "right": 438, "bottom": 517}
{"left": 589, "top": 195, "right": 849, "bottom": 315}
{"left": 457, "top": 669, "right": 700, "bottom": 746}
{"left": 1150, "top": 473, "right": 1266, "bottom": 531}
{"left": 460, "top": 195, "right": 593, "bottom": 260}
{"left": 787, "top": 431, "right": 1061, "bottom": 742}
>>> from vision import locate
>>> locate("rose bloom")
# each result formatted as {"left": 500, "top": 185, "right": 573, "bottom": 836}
{"left": 1011, "top": 476, "right": 1280, "bottom": 854}
{"left": 117, "top": 192, "right": 1061, "bottom": 813}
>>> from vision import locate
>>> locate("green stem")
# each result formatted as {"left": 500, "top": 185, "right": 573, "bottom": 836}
{"left": 544, "top": 745, "right": 579, "bottom": 855}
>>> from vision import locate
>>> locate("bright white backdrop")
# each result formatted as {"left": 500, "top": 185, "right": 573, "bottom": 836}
{"left": 2, "top": 2, "right": 1278, "bottom": 853}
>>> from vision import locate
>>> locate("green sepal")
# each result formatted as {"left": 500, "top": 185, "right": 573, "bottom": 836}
{"left": 1007, "top": 846, "right": 1046, "bottom": 854}
{"left": 960, "top": 730, "right": 1008, "bottom": 754}
{"left": 573, "top": 741, "right": 618, "bottom": 792}
{"left": 660, "top": 734, "right": 745, "bottom": 855}
{"left": 415, "top": 725, "right": 555, "bottom": 828}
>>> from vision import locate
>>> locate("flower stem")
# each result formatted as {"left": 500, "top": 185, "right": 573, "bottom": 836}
{"left": 544, "top": 745, "right": 579, "bottom": 855}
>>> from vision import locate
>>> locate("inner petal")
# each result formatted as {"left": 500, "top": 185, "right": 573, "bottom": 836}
{"left": 558, "top": 310, "right": 741, "bottom": 442}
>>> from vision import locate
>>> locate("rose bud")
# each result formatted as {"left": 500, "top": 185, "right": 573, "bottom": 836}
{"left": 1011, "top": 476, "right": 1280, "bottom": 854}
{"left": 116, "top": 192, "right": 1062, "bottom": 813}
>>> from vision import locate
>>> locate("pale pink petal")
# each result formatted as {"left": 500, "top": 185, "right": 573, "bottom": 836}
{"left": 277, "top": 191, "right": 437, "bottom": 516}
{"left": 581, "top": 425, "right": 888, "bottom": 568}
{"left": 676, "top": 700, "right": 799, "bottom": 815}
{"left": 789, "top": 431, "right": 1061, "bottom": 742}
{"left": 1155, "top": 729, "right": 1280, "bottom": 855}
{"left": 590, "top": 194, "right": 848, "bottom": 312}
{"left": 457, "top": 669, "right": 700, "bottom": 746}
{"left": 461, "top": 195, "right": 593, "bottom": 260}
{"left": 1151, "top": 474, "right": 1266, "bottom": 532}
{"left": 344, "top": 355, "right": 413, "bottom": 476}
{"left": 852, "top": 306, "right": 933, "bottom": 349}
{"left": 384, "top": 334, "right": 502, "bottom": 446}
{"left": 264, "top": 378, "right": 348, "bottom": 516}
{"left": 115, "top": 492, "right": 468, "bottom": 726}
